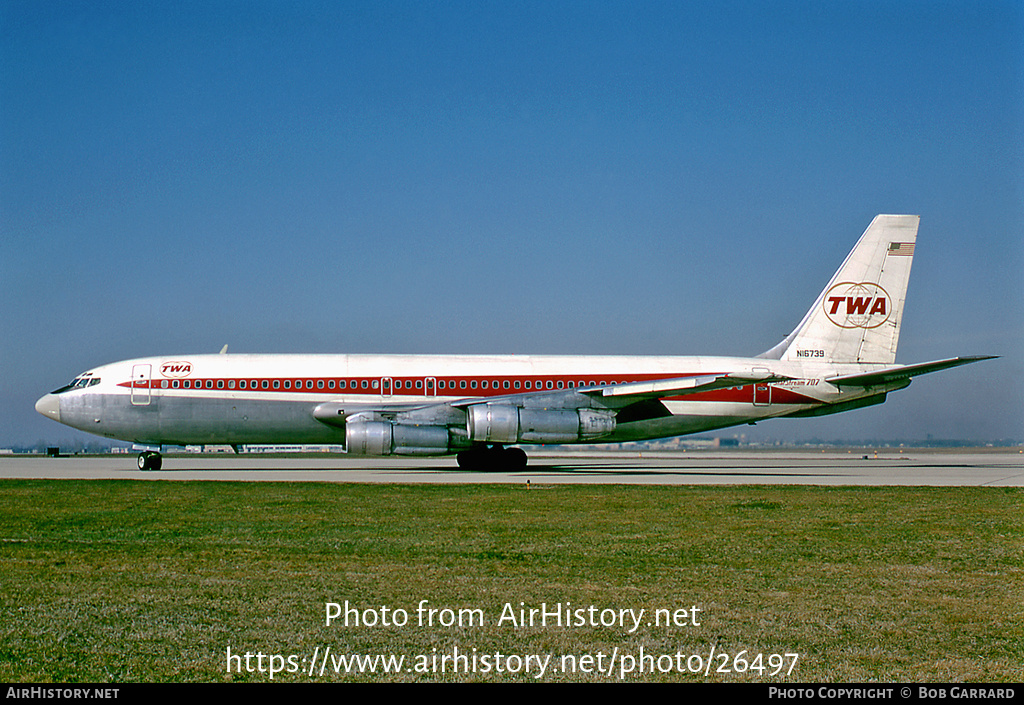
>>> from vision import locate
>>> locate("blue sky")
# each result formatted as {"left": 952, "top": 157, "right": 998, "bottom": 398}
{"left": 2, "top": 0, "right": 1022, "bottom": 446}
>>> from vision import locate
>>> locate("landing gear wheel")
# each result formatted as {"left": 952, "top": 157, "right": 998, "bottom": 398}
{"left": 457, "top": 448, "right": 486, "bottom": 469}
{"left": 138, "top": 451, "right": 162, "bottom": 471}
{"left": 456, "top": 446, "right": 528, "bottom": 471}
{"left": 504, "top": 447, "right": 528, "bottom": 471}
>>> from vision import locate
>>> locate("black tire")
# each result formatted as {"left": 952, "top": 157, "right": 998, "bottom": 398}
{"left": 504, "top": 447, "right": 528, "bottom": 470}
{"left": 456, "top": 446, "right": 528, "bottom": 471}
{"left": 138, "top": 451, "right": 162, "bottom": 471}
{"left": 457, "top": 449, "right": 486, "bottom": 469}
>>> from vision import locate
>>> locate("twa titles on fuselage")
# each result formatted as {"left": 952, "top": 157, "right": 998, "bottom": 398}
{"left": 35, "top": 215, "right": 994, "bottom": 470}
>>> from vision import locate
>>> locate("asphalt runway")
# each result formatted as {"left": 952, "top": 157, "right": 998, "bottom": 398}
{"left": 1, "top": 449, "right": 1022, "bottom": 486}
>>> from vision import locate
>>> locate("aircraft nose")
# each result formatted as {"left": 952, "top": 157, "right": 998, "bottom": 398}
{"left": 35, "top": 394, "right": 61, "bottom": 422}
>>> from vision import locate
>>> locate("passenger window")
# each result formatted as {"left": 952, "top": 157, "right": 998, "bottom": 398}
{"left": 172, "top": 380, "right": 179, "bottom": 389}
{"left": 239, "top": 380, "right": 246, "bottom": 389}
{"left": 206, "top": 380, "right": 213, "bottom": 389}
{"left": 273, "top": 380, "right": 280, "bottom": 389}
{"left": 262, "top": 380, "right": 269, "bottom": 389}
{"left": 218, "top": 380, "right": 224, "bottom": 389}
{"left": 284, "top": 380, "right": 291, "bottom": 389}
{"left": 318, "top": 380, "right": 324, "bottom": 389}
{"left": 460, "top": 380, "right": 466, "bottom": 389}
{"left": 471, "top": 381, "right": 477, "bottom": 389}
{"left": 361, "top": 380, "right": 368, "bottom": 389}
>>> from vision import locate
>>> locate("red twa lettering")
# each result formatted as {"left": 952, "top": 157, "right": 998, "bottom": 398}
{"left": 827, "top": 297, "right": 887, "bottom": 316}
{"left": 823, "top": 282, "right": 891, "bottom": 328}
{"left": 160, "top": 361, "right": 193, "bottom": 378}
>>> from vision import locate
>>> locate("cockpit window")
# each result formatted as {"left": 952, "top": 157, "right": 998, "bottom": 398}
{"left": 51, "top": 374, "right": 101, "bottom": 394}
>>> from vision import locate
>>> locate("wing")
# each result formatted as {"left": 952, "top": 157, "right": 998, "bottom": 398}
{"left": 578, "top": 371, "right": 792, "bottom": 401}
{"left": 314, "top": 371, "right": 793, "bottom": 429}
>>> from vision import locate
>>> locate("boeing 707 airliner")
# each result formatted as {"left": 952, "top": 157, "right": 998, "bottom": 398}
{"left": 36, "top": 215, "right": 994, "bottom": 470}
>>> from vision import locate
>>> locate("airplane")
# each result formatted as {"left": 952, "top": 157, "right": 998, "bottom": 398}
{"left": 35, "top": 214, "right": 994, "bottom": 471}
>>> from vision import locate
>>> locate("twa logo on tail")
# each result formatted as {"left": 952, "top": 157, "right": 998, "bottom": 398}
{"left": 160, "top": 361, "right": 193, "bottom": 378}
{"left": 823, "top": 282, "right": 891, "bottom": 329}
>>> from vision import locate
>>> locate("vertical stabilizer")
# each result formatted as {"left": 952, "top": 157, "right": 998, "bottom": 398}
{"left": 760, "top": 214, "right": 919, "bottom": 364}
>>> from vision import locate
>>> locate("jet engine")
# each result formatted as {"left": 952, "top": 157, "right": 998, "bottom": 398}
{"left": 345, "top": 420, "right": 451, "bottom": 456}
{"left": 466, "top": 404, "right": 615, "bottom": 444}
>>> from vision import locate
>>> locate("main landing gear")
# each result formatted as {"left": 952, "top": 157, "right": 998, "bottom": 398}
{"left": 456, "top": 445, "right": 528, "bottom": 471}
{"left": 137, "top": 451, "right": 162, "bottom": 471}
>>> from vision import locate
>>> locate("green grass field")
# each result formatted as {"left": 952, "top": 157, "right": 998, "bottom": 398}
{"left": 1, "top": 480, "right": 1021, "bottom": 682}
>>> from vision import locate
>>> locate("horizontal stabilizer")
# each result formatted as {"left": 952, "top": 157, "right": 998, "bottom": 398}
{"left": 826, "top": 356, "right": 997, "bottom": 387}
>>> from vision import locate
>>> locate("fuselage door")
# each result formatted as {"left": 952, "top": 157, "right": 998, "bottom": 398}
{"left": 381, "top": 377, "right": 393, "bottom": 399}
{"left": 131, "top": 364, "right": 152, "bottom": 406}
{"left": 425, "top": 377, "right": 436, "bottom": 398}
{"left": 752, "top": 367, "right": 772, "bottom": 406}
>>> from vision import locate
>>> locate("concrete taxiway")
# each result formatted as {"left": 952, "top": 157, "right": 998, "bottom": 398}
{"left": 1, "top": 449, "right": 1022, "bottom": 486}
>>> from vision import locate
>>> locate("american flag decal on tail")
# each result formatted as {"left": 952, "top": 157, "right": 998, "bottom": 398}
{"left": 887, "top": 242, "right": 915, "bottom": 256}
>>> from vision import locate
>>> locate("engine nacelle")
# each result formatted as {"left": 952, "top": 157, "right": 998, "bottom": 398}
{"left": 466, "top": 404, "right": 615, "bottom": 444}
{"left": 345, "top": 420, "right": 451, "bottom": 456}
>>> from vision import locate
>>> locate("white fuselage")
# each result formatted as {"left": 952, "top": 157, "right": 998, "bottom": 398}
{"left": 37, "top": 353, "right": 900, "bottom": 450}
